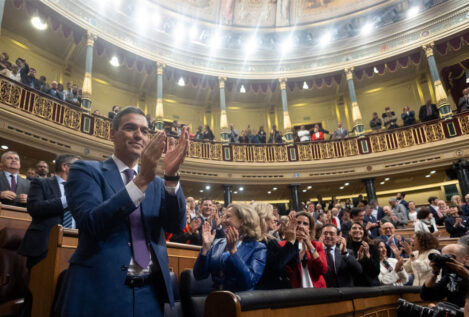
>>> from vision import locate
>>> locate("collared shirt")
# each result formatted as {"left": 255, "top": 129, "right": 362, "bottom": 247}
{"left": 111, "top": 155, "right": 180, "bottom": 276}
{"left": 371, "top": 208, "right": 378, "bottom": 219}
{"left": 56, "top": 175, "right": 76, "bottom": 229}
{"left": 327, "top": 244, "right": 336, "bottom": 264}
{"left": 298, "top": 243, "right": 314, "bottom": 288}
{"left": 3, "top": 171, "right": 18, "bottom": 190}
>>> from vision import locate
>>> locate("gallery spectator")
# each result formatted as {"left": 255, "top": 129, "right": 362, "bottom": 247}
{"left": 258, "top": 126, "right": 267, "bottom": 143}
{"left": 268, "top": 125, "right": 282, "bottom": 143}
{"left": 331, "top": 122, "right": 348, "bottom": 140}
{"left": 202, "top": 125, "right": 215, "bottom": 141}
{"left": 408, "top": 201, "right": 418, "bottom": 221}
{"left": 311, "top": 124, "right": 324, "bottom": 141}
{"left": 376, "top": 240, "right": 408, "bottom": 286}
{"left": 297, "top": 125, "right": 310, "bottom": 142}
{"left": 382, "top": 107, "right": 398, "bottom": 130}
{"left": 370, "top": 112, "right": 383, "bottom": 131}
{"left": 36, "top": 161, "right": 49, "bottom": 178}
{"left": 458, "top": 88, "right": 469, "bottom": 112}
{"left": 66, "top": 84, "right": 81, "bottom": 106}
{"left": 250, "top": 129, "right": 261, "bottom": 144}
{"left": 108, "top": 105, "right": 119, "bottom": 119}
{"left": 194, "top": 126, "right": 204, "bottom": 140}
{"left": 414, "top": 208, "right": 439, "bottom": 235}
{"left": 228, "top": 124, "right": 239, "bottom": 143}
{"left": 444, "top": 205, "right": 468, "bottom": 238}
{"left": 48, "top": 81, "right": 60, "bottom": 98}
{"left": 26, "top": 168, "right": 37, "bottom": 181}
{"left": 9, "top": 65, "right": 21, "bottom": 82}
{"left": 239, "top": 130, "right": 250, "bottom": 143}
{"left": 419, "top": 99, "right": 439, "bottom": 122}
{"left": 0, "top": 151, "right": 30, "bottom": 206}
{"left": 401, "top": 106, "right": 416, "bottom": 126}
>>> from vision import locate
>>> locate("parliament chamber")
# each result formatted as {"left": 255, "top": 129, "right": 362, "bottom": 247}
{"left": 0, "top": 0, "right": 468, "bottom": 316}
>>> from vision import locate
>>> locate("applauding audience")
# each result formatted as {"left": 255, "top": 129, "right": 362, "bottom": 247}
{"left": 193, "top": 203, "right": 266, "bottom": 292}
{"left": 376, "top": 240, "right": 409, "bottom": 286}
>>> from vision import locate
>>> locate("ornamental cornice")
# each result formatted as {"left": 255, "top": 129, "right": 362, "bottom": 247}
{"left": 40, "top": 0, "right": 469, "bottom": 79}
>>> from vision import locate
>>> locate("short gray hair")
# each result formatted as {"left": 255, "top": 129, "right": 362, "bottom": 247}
{"left": 1, "top": 151, "right": 19, "bottom": 162}
{"left": 111, "top": 106, "right": 145, "bottom": 130}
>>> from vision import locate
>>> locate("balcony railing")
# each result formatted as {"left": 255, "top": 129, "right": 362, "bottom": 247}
{"left": 1, "top": 75, "right": 468, "bottom": 163}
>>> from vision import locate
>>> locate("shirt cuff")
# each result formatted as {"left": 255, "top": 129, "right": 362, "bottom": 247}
{"left": 165, "top": 182, "right": 180, "bottom": 195}
{"left": 61, "top": 196, "right": 68, "bottom": 209}
{"left": 127, "top": 181, "right": 145, "bottom": 207}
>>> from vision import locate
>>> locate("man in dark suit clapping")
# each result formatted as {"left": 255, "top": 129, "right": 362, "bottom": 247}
{"left": 419, "top": 99, "right": 439, "bottom": 122}
{"left": 321, "top": 224, "right": 362, "bottom": 287}
{"left": 0, "top": 151, "right": 30, "bottom": 206}
{"left": 18, "top": 153, "right": 81, "bottom": 269}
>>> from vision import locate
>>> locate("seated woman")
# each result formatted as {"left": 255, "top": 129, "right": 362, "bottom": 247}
{"left": 346, "top": 222, "right": 380, "bottom": 286}
{"left": 193, "top": 203, "right": 266, "bottom": 292}
{"left": 402, "top": 232, "right": 440, "bottom": 286}
{"left": 376, "top": 240, "right": 409, "bottom": 286}
{"left": 254, "top": 205, "right": 298, "bottom": 290}
{"left": 279, "top": 211, "right": 328, "bottom": 288}
{"left": 414, "top": 208, "right": 439, "bottom": 236}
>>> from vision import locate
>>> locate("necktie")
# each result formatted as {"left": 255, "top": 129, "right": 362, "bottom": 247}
{"left": 62, "top": 210, "right": 73, "bottom": 228}
{"left": 123, "top": 168, "right": 151, "bottom": 269}
{"left": 326, "top": 247, "right": 336, "bottom": 274}
{"left": 10, "top": 175, "right": 16, "bottom": 192}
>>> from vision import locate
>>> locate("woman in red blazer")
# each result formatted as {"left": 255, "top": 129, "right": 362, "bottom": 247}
{"left": 278, "top": 211, "right": 328, "bottom": 288}
{"left": 311, "top": 125, "right": 324, "bottom": 141}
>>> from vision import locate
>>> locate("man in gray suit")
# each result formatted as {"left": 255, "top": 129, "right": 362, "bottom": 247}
{"left": 458, "top": 88, "right": 469, "bottom": 112}
{"left": 0, "top": 151, "right": 30, "bottom": 206}
{"left": 331, "top": 122, "right": 349, "bottom": 140}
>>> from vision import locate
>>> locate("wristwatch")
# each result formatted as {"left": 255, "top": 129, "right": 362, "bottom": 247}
{"left": 310, "top": 247, "right": 316, "bottom": 253}
{"left": 164, "top": 174, "right": 180, "bottom": 181}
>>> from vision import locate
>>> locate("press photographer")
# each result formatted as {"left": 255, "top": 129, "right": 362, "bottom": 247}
{"left": 420, "top": 243, "right": 469, "bottom": 308}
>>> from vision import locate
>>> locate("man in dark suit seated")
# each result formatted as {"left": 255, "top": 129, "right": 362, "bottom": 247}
{"left": 57, "top": 106, "right": 188, "bottom": 316}
{"left": 0, "top": 151, "right": 30, "bottom": 206}
{"left": 419, "top": 99, "right": 439, "bottom": 122}
{"left": 321, "top": 224, "right": 362, "bottom": 287}
{"left": 18, "top": 153, "right": 81, "bottom": 268}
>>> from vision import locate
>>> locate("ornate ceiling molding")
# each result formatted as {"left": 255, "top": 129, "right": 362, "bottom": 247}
{"left": 33, "top": 0, "right": 469, "bottom": 79}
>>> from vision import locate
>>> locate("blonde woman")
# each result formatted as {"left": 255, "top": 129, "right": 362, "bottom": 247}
{"left": 254, "top": 204, "right": 298, "bottom": 290}
{"left": 193, "top": 203, "right": 266, "bottom": 291}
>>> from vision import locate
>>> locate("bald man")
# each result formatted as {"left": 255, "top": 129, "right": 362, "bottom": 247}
{"left": 421, "top": 244, "right": 469, "bottom": 307}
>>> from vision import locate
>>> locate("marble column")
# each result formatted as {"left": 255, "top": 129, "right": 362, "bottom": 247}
{"left": 344, "top": 68, "right": 364, "bottom": 136}
{"left": 362, "top": 178, "right": 377, "bottom": 203}
{"left": 155, "top": 62, "right": 165, "bottom": 131}
{"left": 423, "top": 43, "right": 452, "bottom": 119}
{"left": 289, "top": 184, "right": 300, "bottom": 212}
{"left": 453, "top": 159, "right": 469, "bottom": 198}
{"left": 279, "top": 78, "right": 293, "bottom": 143}
{"left": 219, "top": 77, "right": 228, "bottom": 142}
{"left": 81, "top": 31, "right": 97, "bottom": 112}
{"left": 223, "top": 184, "right": 233, "bottom": 207}
{"left": 0, "top": 0, "right": 6, "bottom": 34}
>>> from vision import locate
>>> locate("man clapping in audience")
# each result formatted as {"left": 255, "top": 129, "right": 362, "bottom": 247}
{"left": 36, "top": 161, "right": 49, "bottom": 178}
{"left": 0, "top": 151, "right": 30, "bottom": 206}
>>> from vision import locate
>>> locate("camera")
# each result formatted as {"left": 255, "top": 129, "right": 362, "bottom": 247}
{"left": 428, "top": 253, "right": 454, "bottom": 267}
{"left": 397, "top": 299, "right": 463, "bottom": 317}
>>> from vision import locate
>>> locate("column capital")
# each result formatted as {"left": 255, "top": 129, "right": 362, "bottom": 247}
{"left": 422, "top": 42, "right": 435, "bottom": 58}
{"left": 86, "top": 31, "right": 98, "bottom": 47}
{"left": 156, "top": 62, "right": 166, "bottom": 75}
{"left": 218, "top": 76, "right": 227, "bottom": 88}
{"left": 278, "top": 78, "right": 288, "bottom": 90}
{"left": 344, "top": 67, "right": 354, "bottom": 81}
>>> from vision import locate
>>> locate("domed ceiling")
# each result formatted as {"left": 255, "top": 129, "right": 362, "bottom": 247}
{"left": 149, "top": 0, "right": 387, "bottom": 28}
{"left": 40, "top": 0, "right": 468, "bottom": 78}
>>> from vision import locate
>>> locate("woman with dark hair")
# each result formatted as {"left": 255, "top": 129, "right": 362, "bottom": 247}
{"left": 193, "top": 203, "right": 266, "bottom": 292}
{"left": 402, "top": 232, "right": 440, "bottom": 286}
{"left": 376, "top": 240, "right": 409, "bottom": 286}
{"left": 346, "top": 222, "right": 380, "bottom": 286}
{"left": 254, "top": 205, "right": 298, "bottom": 290}
{"left": 202, "top": 124, "right": 215, "bottom": 141}
{"left": 279, "top": 211, "right": 328, "bottom": 288}
{"left": 414, "top": 208, "right": 439, "bottom": 235}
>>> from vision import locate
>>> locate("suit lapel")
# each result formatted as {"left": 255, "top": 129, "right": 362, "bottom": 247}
{"left": 16, "top": 176, "right": 27, "bottom": 193}
{"left": 101, "top": 158, "right": 124, "bottom": 194}
{"left": 334, "top": 248, "right": 341, "bottom": 273}
{"left": 50, "top": 177, "right": 61, "bottom": 198}
{"left": 0, "top": 172, "right": 9, "bottom": 190}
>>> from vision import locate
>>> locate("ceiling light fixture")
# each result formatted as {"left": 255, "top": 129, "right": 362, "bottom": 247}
{"left": 178, "top": 77, "right": 185, "bottom": 86}
{"left": 267, "top": 191, "right": 272, "bottom": 194}
{"left": 234, "top": 191, "right": 238, "bottom": 194}
{"left": 302, "top": 189, "right": 307, "bottom": 192}
{"left": 173, "top": 23, "right": 185, "bottom": 42}
{"left": 240, "top": 84, "right": 246, "bottom": 93}
{"left": 281, "top": 37, "right": 293, "bottom": 54}
{"left": 31, "top": 16, "right": 47, "bottom": 30}
{"left": 344, "top": 182, "right": 350, "bottom": 186}
{"left": 244, "top": 36, "right": 258, "bottom": 55}
{"left": 239, "top": 187, "right": 244, "bottom": 191}
{"left": 307, "top": 185, "right": 312, "bottom": 189}
{"left": 189, "top": 25, "right": 199, "bottom": 40}
{"left": 303, "top": 81, "right": 309, "bottom": 89}
{"left": 384, "top": 177, "right": 390, "bottom": 181}
{"left": 109, "top": 56, "right": 120, "bottom": 67}
{"left": 380, "top": 181, "right": 385, "bottom": 185}
{"left": 273, "top": 187, "right": 278, "bottom": 191}
{"left": 340, "top": 186, "right": 344, "bottom": 190}
{"left": 430, "top": 170, "right": 436, "bottom": 174}
{"left": 360, "top": 23, "right": 374, "bottom": 36}
{"left": 425, "top": 175, "right": 431, "bottom": 178}
{"left": 200, "top": 189, "right": 204, "bottom": 192}
{"left": 407, "top": 6, "right": 420, "bottom": 19}
{"left": 0, "top": 145, "right": 8, "bottom": 150}
{"left": 319, "top": 31, "right": 332, "bottom": 46}
{"left": 205, "top": 185, "right": 211, "bottom": 190}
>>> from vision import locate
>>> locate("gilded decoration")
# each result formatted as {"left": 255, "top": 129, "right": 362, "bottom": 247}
{"left": 458, "top": 116, "right": 469, "bottom": 135}
{"left": 233, "top": 145, "right": 247, "bottom": 162}
{"left": 343, "top": 139, "right": 359, "bottom": 156}
{"left": 93, "top": 117, "right": 111, "bottom": 139}
{"left": 63, "top": 107, "right": 82, "bottom": 130}
{"left": 274, "top": 145, "right": 288, "bottom": 162}
{"left": 425, "top": 123, "right": 445, "bottom": 142}
{"left": 297, "top": 144, "right": 313, "bottom": 161}
{"left": 210, "top": 143, "right": 223, "bottom": 160}
{"left": 33, "top": 97, "right": 54, "bottom": 120}
{"left": 0, "top": 80, "right": 20, "bottom": 108}
{"left": 369, "top": 134, "right": 388, "bottom": 152}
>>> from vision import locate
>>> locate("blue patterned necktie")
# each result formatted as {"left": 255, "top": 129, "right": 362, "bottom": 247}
{"left": 61, "top": 181, "right": 73, "bottom": 228}
{"left": 123, "top": 168, "right": 150, "bottom": 269}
